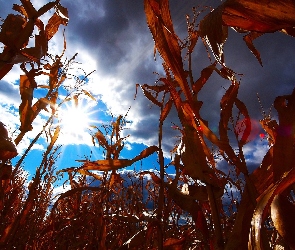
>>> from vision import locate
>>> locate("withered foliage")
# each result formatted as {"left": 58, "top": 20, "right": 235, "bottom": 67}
{"left": 1, "top": 0, "right": 295, "bottom": 249}
{"left": 143, "top": 0, "right": 295, "bottom": 249}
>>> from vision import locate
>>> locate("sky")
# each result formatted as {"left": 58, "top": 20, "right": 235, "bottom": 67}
{"left": 1, "top": 0, "right": 295, "bottom": 185}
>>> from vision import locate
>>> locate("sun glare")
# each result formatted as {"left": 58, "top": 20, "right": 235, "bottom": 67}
{"left": 59, "top": 101, "right": 94, "bottom": 139}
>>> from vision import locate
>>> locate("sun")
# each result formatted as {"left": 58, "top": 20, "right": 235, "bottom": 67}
{"left": 59, "top": 100, "right": 94, "bottom": 139}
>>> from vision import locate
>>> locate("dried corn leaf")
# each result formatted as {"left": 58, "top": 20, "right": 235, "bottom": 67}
{"left": 199, "top": 5, "right": 228, "bottom": 63}
{"left": 109, "top": 172, "right": 123, "bottom": 188}
{"left": 0, "top": 164, "right": 12, "bottom": 180}
{"left": 56, "top": 4, "right": 69, "bottom": 22}
{"left": 141, "top": 85, "right": 162, "bottom": 107}
{"left": 249, "top": 168, "right": 295, "bottom": 249}
{"left": 132, "top": 145, "right": 158, "bottom": 162}
{"left": 165, "top": 183, "right": 209, "bottom": 242}
{"left": 18, "top": 33, "right": 48, "bottom": 63}
{"left": 219, "top": 82, "right": 239, "bottom": 142}
{"left": 0, "top": 139, "right": 18, "bottom": 161}
{"left": 52, "top": 186, "right": 102, "bottom": 211}
{"left": 12, "top": 4, "right": 28, "bottom": 18}
{"left": 94, "top": 129, "right": 109, "bottom": 148}
{"left": 243, "top": 31, "right": 263, "bottom": 66}
{"left": 78, "top": 159, "right": 134, "bottom": 171}
{"left": 82, "top": 89, "right": 96, "bottom": 101}
{"left": 225, "top": 181, "right": 257, "bottom": 250}
{"left": 21, "top": 0, "right": 37, "bottom": 18}
{"left": 235, "top": 98, "right": 251, "bottom": 145}
{"left": 146, "top": 220, "right": 163, "bottom": 249}
{"left": 37, "top": 1, "right": 58, "bottom": 17}
{"left": 45, "top": 12, "right": 66, "bottom": 40}
{"left": 19, "top": 75, "right": 35, "bottom": 132}
{"left": 160, "top": 98, "right": 173, "bottom": 122}
{"left": 260, "top": 118, "right": 278, "bottom": 145}
{"left": 181, "top": 125, "right": 209, "bottom": 182}
{"left": 270, "top": 194, "right": 295, "bottom": 249}
{"left": 192, "top": 63, "right": 217, "bottom": 95}
{"left": 77, "top": 146, "right": 158, "bottom": 171}
{"left": 144, "top": 0, "right": 191, "bottom": 101}
{"left": 0, "top": 14, "right": 26, "bottom": 46}
{"left": 201, "top": 0, "right": 295, "bottom": 65}
{"left": 222, "top": 0, "right": 295, "bottom": 33}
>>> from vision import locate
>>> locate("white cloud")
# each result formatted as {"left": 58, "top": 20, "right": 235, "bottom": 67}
{"left": 52, "top": 183, "right": 71, "bottom": 203}
{"left": 125, "top": 143, "right": 132, "bottom": 151}
{"left": 243, "top": 138, "right": 269, "bottom": 164}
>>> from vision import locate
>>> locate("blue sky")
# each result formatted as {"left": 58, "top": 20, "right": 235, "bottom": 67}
{"left": 1, "top": 0, "right": 295, "bottom": 186}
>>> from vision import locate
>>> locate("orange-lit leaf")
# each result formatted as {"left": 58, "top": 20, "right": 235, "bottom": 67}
{"left": 12, "top": 4, "right": 28, "bottom": 18}
{"left": 199, "top": 6, "right": 228, "bottom": 63}
{"left": 94, "top": 129, "right": 109, "bottom": 148}
{"left": 181, "top": 126, "right": 208, "bottom": 181}
{"left": 20, "top": 0, "right": 37, "bottom": 18}
{"left": 192, "top": 63, "right": 217, "bottom": 94}
{"left": 77, "top": 146, "right": 157, "bottom": 171}
{"left": 144, "top": 0, "right": 191, "bottom": 101}
{"left": 235, "top": 98, "right": 251, "bottom": 145}
{"left": 160, "top": 98, "right": 173, "bottom": 122}
{"left": 82, "top": 89, "right": 96, "bottom": 101}
{"left": 18, "top": 35, "right": 48, "bottom": 63}
{"left": 19, "top": 75, "right": 35, "bottom": 132}
{"left": 0, "top": 14, "right": 26, "bottom": 47}
{"left": 270, "top": 194, "right": 295, "bottom": 248}
{"left": 243, "top": 32, "right": 263, "bottom": 66}
{"left": 109, "top": 172, "right": 123, "bottom": 188}
{"left": 219, "top": 82, "right": 239, "bottom": 142}
{"left": 132, "top": 145, "right": 159, "bottom": 162}
{"left": 37, "top": 1, "right": 58, "bottom": 17}
{"left": 45, "top": 12, "right": 65, "bottom": 40}
{"left": 250, "top": 168, "right": 295, "bottom": 249}
{"left": 141, "top": 86, "right": 162, "bottom": 107}
{"left": 56, "top": 4, "right": 69, "bottom": 23}
{"left": 77, "top": 159, "right": 133, "bottom": 171}
{"left": 222, "top": 0, "right": 295, "bottom": 33}
{"left": 260, "top": 118, "right": 278, "bottom": 145}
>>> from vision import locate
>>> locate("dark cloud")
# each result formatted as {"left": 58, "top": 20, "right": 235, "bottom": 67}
{"left": 64, "top": 0, "right": 150, "bottom": 74}
{"left": 0, "top": 80, "right": 20, "bottom": 104}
